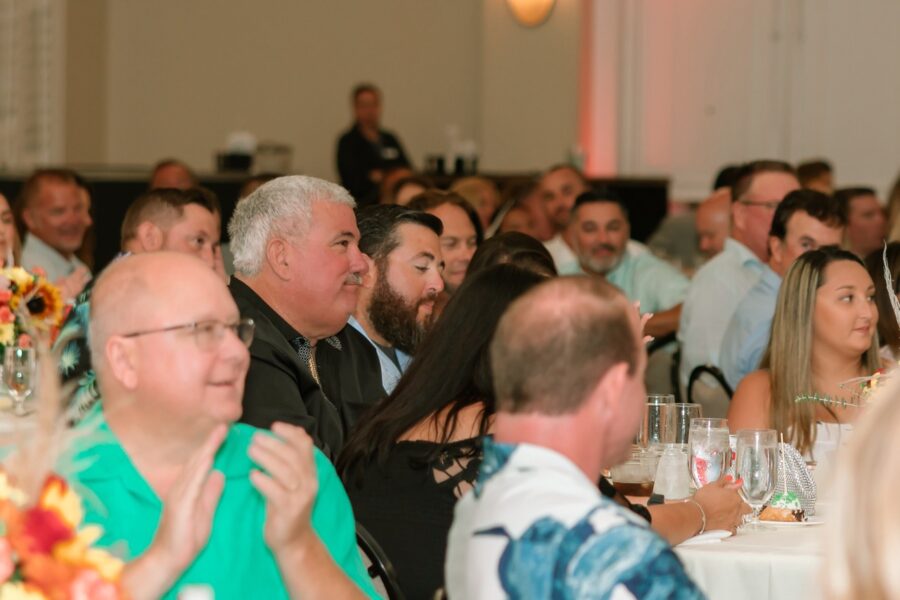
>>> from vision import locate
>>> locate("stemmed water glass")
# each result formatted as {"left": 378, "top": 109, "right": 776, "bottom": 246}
{"left": 735, "top": 429, "right": 778, "bottom": 528}
{"left": 4, "top": 346, "right": 36, "bottom": 417}
{"left": 689, "top": 418, "right": 730, "bottom": 488}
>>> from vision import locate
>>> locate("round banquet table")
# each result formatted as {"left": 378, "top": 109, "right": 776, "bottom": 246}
{"left": 675, "top": 524, "right": 823, "bottom": 600}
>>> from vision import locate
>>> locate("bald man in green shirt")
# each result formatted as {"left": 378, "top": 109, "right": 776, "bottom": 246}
{"left": 62, "top": 252, "right": 377, "bottom": 599}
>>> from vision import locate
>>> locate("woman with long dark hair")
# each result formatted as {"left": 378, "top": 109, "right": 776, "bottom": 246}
{"left": 338, "top": 264, "right": 544, "bottom": 599}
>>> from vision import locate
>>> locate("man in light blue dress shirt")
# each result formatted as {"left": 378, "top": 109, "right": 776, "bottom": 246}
{"left": 678, "top": 160, "right": 800, "bottom": 387}
{"left": 566, "top": 190, "right": 689, "bottom": 337}
{"left": 719, "top": 189, "right": 846, "bottom": 389}
{"left": 350, "top": 205, "right": 445, "bottom": 394}
{"left": 19, "top": 168, "right": 93, "bottom": 290}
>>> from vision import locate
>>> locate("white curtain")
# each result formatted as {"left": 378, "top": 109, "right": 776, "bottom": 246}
{"left": 0, "top": 0, "right": 65, "bottom": 170}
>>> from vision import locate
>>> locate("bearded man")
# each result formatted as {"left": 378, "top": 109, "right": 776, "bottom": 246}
{"left": 350, "top": 205, "right": 444, "bottom": 393}
{"left": 570, "top": 190, "right": 688, "bottom": 338}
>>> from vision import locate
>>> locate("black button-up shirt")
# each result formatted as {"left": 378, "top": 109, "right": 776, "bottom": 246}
{"left": 230, "top": 278, "right": 384, "bottom": 460}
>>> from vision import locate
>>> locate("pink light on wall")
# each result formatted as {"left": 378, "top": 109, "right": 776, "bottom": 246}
{"left": 578, "top": 0, "right": 619, "bottom": 177}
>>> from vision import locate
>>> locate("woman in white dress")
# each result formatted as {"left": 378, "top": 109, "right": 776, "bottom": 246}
{"left": 728, "top": 247, "right": 880, "bottom": 479}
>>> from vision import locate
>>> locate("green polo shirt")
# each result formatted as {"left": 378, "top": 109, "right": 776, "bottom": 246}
{"left": 61, "top": 413, "right": 378, "bottom": 599}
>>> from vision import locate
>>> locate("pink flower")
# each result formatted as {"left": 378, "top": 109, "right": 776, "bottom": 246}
{"left": 69, "top": 569, "right": 120, "bottom": 600}
{"left": 0, "top": 538, "right": 13, "bottom": 583}
{"left": 31, "top": 267, "right": 46, "bottom": 279}
{"left": 17, "top": 334, "right": 31, "bottom": 348}
{"left": 0, "top": 307, "right": 12, "bottom": 324}
{"left": 0, "top": 290, "right": 11, "bottom": 304}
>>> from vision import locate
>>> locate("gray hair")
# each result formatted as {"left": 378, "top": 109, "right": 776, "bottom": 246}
{"left": 228, "top": 175, "right": 355, "bottom": 275}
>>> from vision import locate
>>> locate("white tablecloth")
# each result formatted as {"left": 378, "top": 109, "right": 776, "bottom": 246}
{"left": 675, "top": 525, "right": 823, "bottom": 600}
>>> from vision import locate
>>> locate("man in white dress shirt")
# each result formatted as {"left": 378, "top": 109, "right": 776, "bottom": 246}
{"left": 678, "top": 160, "right": 799, "bottom": 388}
{"left": 446, "top": 276, "right": 703, "bottom": 598}
{"left": 539, "top": 164, "right": 590, "bottom": 274}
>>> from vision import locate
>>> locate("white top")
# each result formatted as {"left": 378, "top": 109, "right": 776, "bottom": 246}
{"left": 21, "top": 234, "right": 90, "bottom": 283}
{"left": 809, "top": 421, "right": 853, "bottom": 498}
{"left": 678, "top": 238, "right": 764, "bottom": 386}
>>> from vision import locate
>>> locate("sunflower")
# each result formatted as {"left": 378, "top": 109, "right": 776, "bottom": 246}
{"left": 21, "top": 280, "right": 63, "bottom": 330}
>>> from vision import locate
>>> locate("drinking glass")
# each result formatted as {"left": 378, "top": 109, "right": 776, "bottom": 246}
{"left": 647, "top": 394, "right": 675, "bottom": 404}
{"left": 638, "top": 402, "right": 675, "bottom": 449}
{"left": 735, "top": 429, "right": 778, "bottom": 528}
{"left": 689, "top": 418, "right": 730, "bottom": 488}
{"left": 4, "top": 347, "right": 35, "bottom": 417}
{"left": 671, "top": 403, "right": 703, "bottom": 444}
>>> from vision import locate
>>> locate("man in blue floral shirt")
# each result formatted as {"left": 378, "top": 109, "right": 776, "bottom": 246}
{"left": 57, "top": 187, "right": 221, "bottom": 421}
{"left": 446, "top": 276, "right": 705, "bottom": 599}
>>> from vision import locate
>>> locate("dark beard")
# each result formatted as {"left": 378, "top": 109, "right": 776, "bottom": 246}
{"left": 367, "top": 275, "right": 431, "bottom": 355}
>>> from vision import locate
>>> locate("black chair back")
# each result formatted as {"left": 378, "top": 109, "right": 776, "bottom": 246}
{"left": 357, "top": 522, "right": 405, "bottom": 600}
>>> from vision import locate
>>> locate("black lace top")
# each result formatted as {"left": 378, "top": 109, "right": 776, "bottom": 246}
{"left": 345, "top": 438, "right": 481, "bottom": 600}
{"left": 345, "top": 437, "right": 651, "bottom": 599}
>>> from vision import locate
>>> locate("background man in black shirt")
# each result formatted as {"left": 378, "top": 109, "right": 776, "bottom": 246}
{"left": 336, "top": 83, "right": 410, "bottom": 206}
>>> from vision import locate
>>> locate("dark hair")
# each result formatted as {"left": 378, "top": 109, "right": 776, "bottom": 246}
{"left": 865, "top": 242, "right": 900, "bottom": 354}
{"left": 731, "top": 160, "right": 797, "bottom": 203}
{"left": 713, "top": 164, "right": 742, "bottom": 191}
{"left": 406, "top": 190, "right": 484, "bottom": 245}
{"left": 121, "top": 187, "right": 220, "bottom": 247}
{"left": 337, "top": 264, "right": 546, "bottom": 482}
{"left": 768, "top": 189, "right": 846, "bottom": 240}
{"left": 352, "top": 83, "right": 380, "bottom": 102}
{"left": 356, "top": 204, "right": 443, "bottom": 262}
{"left": 150, "top": 158, "right": 197, "bottom": 185}
{"left": 797, "top": 160, "right": 833, "bottom": 186}
{"left": 834, "top": 187, "right": 878, "bottom": 212}
{"left": 467, "top": 231, "right": 557, "bottom": 277}
{"left": 389, "top": 175, "right": 434, "bottom": 202}
{"left": 543, "top": 163, "right": 589, "bottom": 188}
{"left": 571, "top": 188, "right": 629, "bottom": 219}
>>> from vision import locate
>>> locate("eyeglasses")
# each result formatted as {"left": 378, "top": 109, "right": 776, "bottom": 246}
{"left": 121, "top": 318, "right": 255, "bottom": 350}
{"left": 739, "top": 199, "right": 781, "bottom": 211}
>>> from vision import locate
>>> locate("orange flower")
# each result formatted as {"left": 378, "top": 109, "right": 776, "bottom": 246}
{"left": 0, "top": 307, "right": 12, "bottom": 325}
{"left": 20, "top": 507, "right": 75, "bottom": 555}
{"left": 0, "top": 290, "right": 11, "bottom": 304}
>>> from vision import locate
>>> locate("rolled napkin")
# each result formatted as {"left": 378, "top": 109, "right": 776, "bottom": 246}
{"left": 677, "top": 529, "right": 733, "bottom": 547}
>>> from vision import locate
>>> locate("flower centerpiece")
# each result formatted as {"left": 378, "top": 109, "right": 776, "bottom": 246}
{"left": 0, "top": 472, "right": 123, "bottom": 598}
{"left": 0, "top": 268, "right": 64, "bottom": 349}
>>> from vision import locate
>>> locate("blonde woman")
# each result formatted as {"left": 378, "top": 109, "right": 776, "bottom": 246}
{"left": 728, "top": 247, "right": 879, "bottom": 477}
{"left": 824, "top": 374, "right": 900, "bottom": 599}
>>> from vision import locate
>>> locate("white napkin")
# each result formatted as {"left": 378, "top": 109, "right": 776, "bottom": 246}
{"left": 677, "top": 529, "right": 733, "bottom": 547}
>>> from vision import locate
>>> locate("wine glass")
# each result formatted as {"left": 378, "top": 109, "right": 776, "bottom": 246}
{"left": 689, "top": 418, "right": 730, "bottom": 488}
{"left": 735, "top": 429, "right": 778, "bottom": 529}
{"left": 4, "top": 346, "right": 36, "bottom": 417}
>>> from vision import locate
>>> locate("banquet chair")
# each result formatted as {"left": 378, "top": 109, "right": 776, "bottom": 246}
{"left": 687, "top": 365, "right": 733, "bottom": 418}
{"left": 357, "top": 522, "right": 405, "bottom": 600}
{"left": 645, "top": 332, "right": 681, "bottom": 401}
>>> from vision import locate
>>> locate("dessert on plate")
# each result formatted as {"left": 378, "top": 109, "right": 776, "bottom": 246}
{"left": 760, "top": 491, "right": 806, "bottom": 522}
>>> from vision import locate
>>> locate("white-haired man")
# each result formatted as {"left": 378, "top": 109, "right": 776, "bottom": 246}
{"left": 62, "top": 252, "right": 377, "bottom": 598}
{"left": 228, "top": 176, "right": 383, "bottom": 460}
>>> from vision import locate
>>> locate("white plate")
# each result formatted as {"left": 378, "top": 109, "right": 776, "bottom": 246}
{"left": 759, "top": 515, "right": 824, "bottom": 527}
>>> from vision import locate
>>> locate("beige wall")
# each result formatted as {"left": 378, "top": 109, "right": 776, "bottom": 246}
{"left": 65, "top": 0, "right": 108, "bottom": 165}
{"left": 101, "top": 0, "right": 484, "bottom": 179}
{"left": 62, "top": 1, "right": 584, "bottom": 179}
{"left": 479, "top": 0, "right": 581, "bottom": 172}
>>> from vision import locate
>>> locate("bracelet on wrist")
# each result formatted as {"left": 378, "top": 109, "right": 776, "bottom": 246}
{"left": 687, "top": 499, "right": 706, "bottom": 535}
